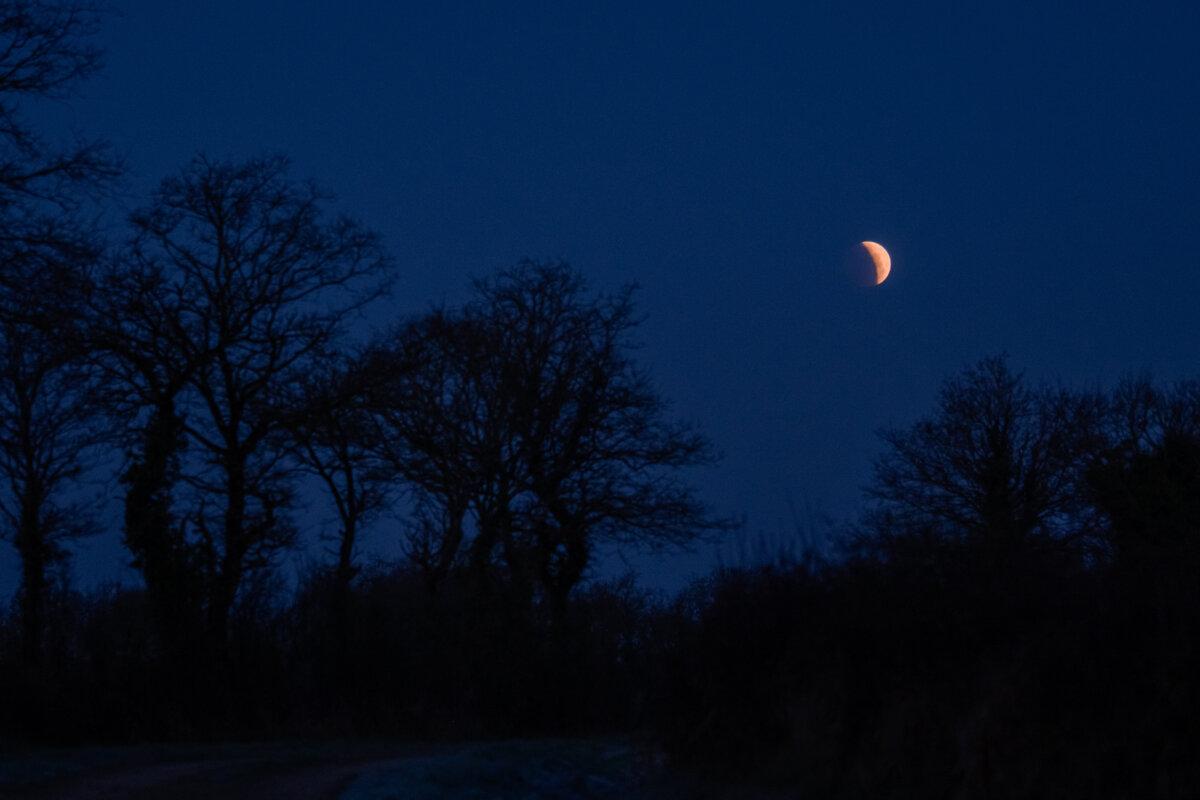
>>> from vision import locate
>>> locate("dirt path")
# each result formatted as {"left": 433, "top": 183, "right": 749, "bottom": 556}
{"left": 0, "top": 739, "right": 666, "bottom": 799}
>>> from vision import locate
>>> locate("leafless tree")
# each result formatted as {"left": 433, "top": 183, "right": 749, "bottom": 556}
{"left": 86, "top": 258, "right": 201, "bottom": 657}
{"left": 368, "top": 262, "right": 727, "bottom": 616}
{"left": 0, "top": 1, "right": 116, "bottom": 282}
{"left": 0, "top": 259, "right": 103, "bottom": 663}
{"left": 868, "top": 355, "right": 1102, "bottom": 562}
{"left": 0, "top": 1, "right": 114, "bottom": 662}
{"left": 102, "top": 155, "right": 389, "bottom": 645}
{"left": 361, "top": 309, "right": 507, "bottom": 595}
{"left": 475, "top": 263, "right": 725, "bottom": 618}
{"left": 284, "top": 349, "right": 392, "bottom": 603}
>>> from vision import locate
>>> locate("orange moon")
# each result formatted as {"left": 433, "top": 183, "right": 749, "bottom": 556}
{"left": 861, "top": 241, "right": 891, "bottom": 285}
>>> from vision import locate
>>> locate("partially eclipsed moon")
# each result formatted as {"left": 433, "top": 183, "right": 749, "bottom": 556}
{"left": 861, "top": 241, "right": 891, "bottom": 285}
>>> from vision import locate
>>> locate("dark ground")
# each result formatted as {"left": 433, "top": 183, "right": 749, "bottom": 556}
{"left": 0, "top": 738, "right": 781, "bottom": 800}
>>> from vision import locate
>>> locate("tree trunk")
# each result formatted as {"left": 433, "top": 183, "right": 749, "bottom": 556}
{"left": 209, "top": 455, "right": 247, "bottom": 647}
{"left": 542, "top": 530, "right": 588, "bottom": 631}
{"left": 123, "top": 400, "right": 199, "bottom": 662}
{"left": 18, "top": 540, "right": 45, "bottom": 665}
{"left": 332, "top": 519, "right": 357, "bottom": 655}
{"left": 335, "top": 519, "right": 357, "bottom": 594}
{"left": 421, "top": 502, "right": 465, "bottom": 597}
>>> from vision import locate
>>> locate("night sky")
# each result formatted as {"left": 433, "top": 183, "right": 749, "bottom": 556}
{"left": 7, "top": 1, "right": 1200, "bottom": 597}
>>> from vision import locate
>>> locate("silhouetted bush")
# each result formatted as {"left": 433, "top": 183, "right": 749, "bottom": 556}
{"left": 0, "top": 563, "right": 668, "bottom": 745}
{"left": 632, "top": 364, "right": 1200, "bottom": 797}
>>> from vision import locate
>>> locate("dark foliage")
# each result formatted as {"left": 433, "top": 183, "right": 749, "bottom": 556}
{"left": 0, "top": 567, "right": 667, "bottom": 743}
{"left": 651, "top": 361, "right": 1200, "bottom": 798}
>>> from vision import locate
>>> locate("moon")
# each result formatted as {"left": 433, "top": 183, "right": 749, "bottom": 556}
{"left": 861, "top": 241, "right": 891, "bottom": 285}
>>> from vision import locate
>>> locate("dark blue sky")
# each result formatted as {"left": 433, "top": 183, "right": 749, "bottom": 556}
{"left": 6, "top": 1, "right": 1200, "bottom": 596}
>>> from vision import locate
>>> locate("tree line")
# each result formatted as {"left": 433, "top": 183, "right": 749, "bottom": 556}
{"left": 3, "top": 5, "right": 1200, "bottom": 795}
{"left": 5, "top": 154, "right": 729, "bottom": 664}
{"left": 0, "top": 1, "right": 725, "bottom": 678}
{"left": 654, "top": 357, "right": 1200, "bottom": 796}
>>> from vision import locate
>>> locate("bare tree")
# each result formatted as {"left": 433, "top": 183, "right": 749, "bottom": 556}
{"left": 475, "top": 263, "right": 725, "bottom": 618}
{"left": 0, "top": 2, "right": 114, "bottom": 662}
{"left": 87, "top": 258, "right": 202, "bottom": 658}
{"left": 0, "top": 260, "right": 102, "bottom": 663}
{"left": 104, "top": 155, "right": 389, "bottom": 645}
{"left": 868, "top": 355, "right": 1101, "bottom": 562}
{"left": 0, "top": 1, "right": 116, "bottom": 282}
{"left": 285, "top": 349, "right": 392, "bottom": 602}
{"left": 369, "top": 262, "right": 727, "bottom": 615}
{"left": 361, "top": 309, "right": 508, "bottom": 595}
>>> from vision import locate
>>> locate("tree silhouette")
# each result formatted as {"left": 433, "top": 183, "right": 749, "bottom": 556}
{"left": 104, "top": 155, "right": 389, "bottom": 647}
{"left": 367, "top": 262, "right": 726, "bottom": 616}
{"left": 284, "top": 349, "right": 392, "bottom": 604}
{"left": 869, "top": 355, "right": 1100, "bottom": 564}
{"left": 361, "top": 309, "right": 493, "bottom": 596}
{"left": 0, "top": 1, "right": 116, "bottom": 294}
{"left": 0, "top": 262, "right": 101, "bottom": 664}
{"left": 0, "top": 0, "right": 113, "bottom": 665}
{"left": 1088, "top": 381, "right": 1200, "bottom": 583}
{"left": 86, "top": 252, "right": 204, "bottom": 666}
{"left": 474, "top": 263, "right": 725, "bottom": 619}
